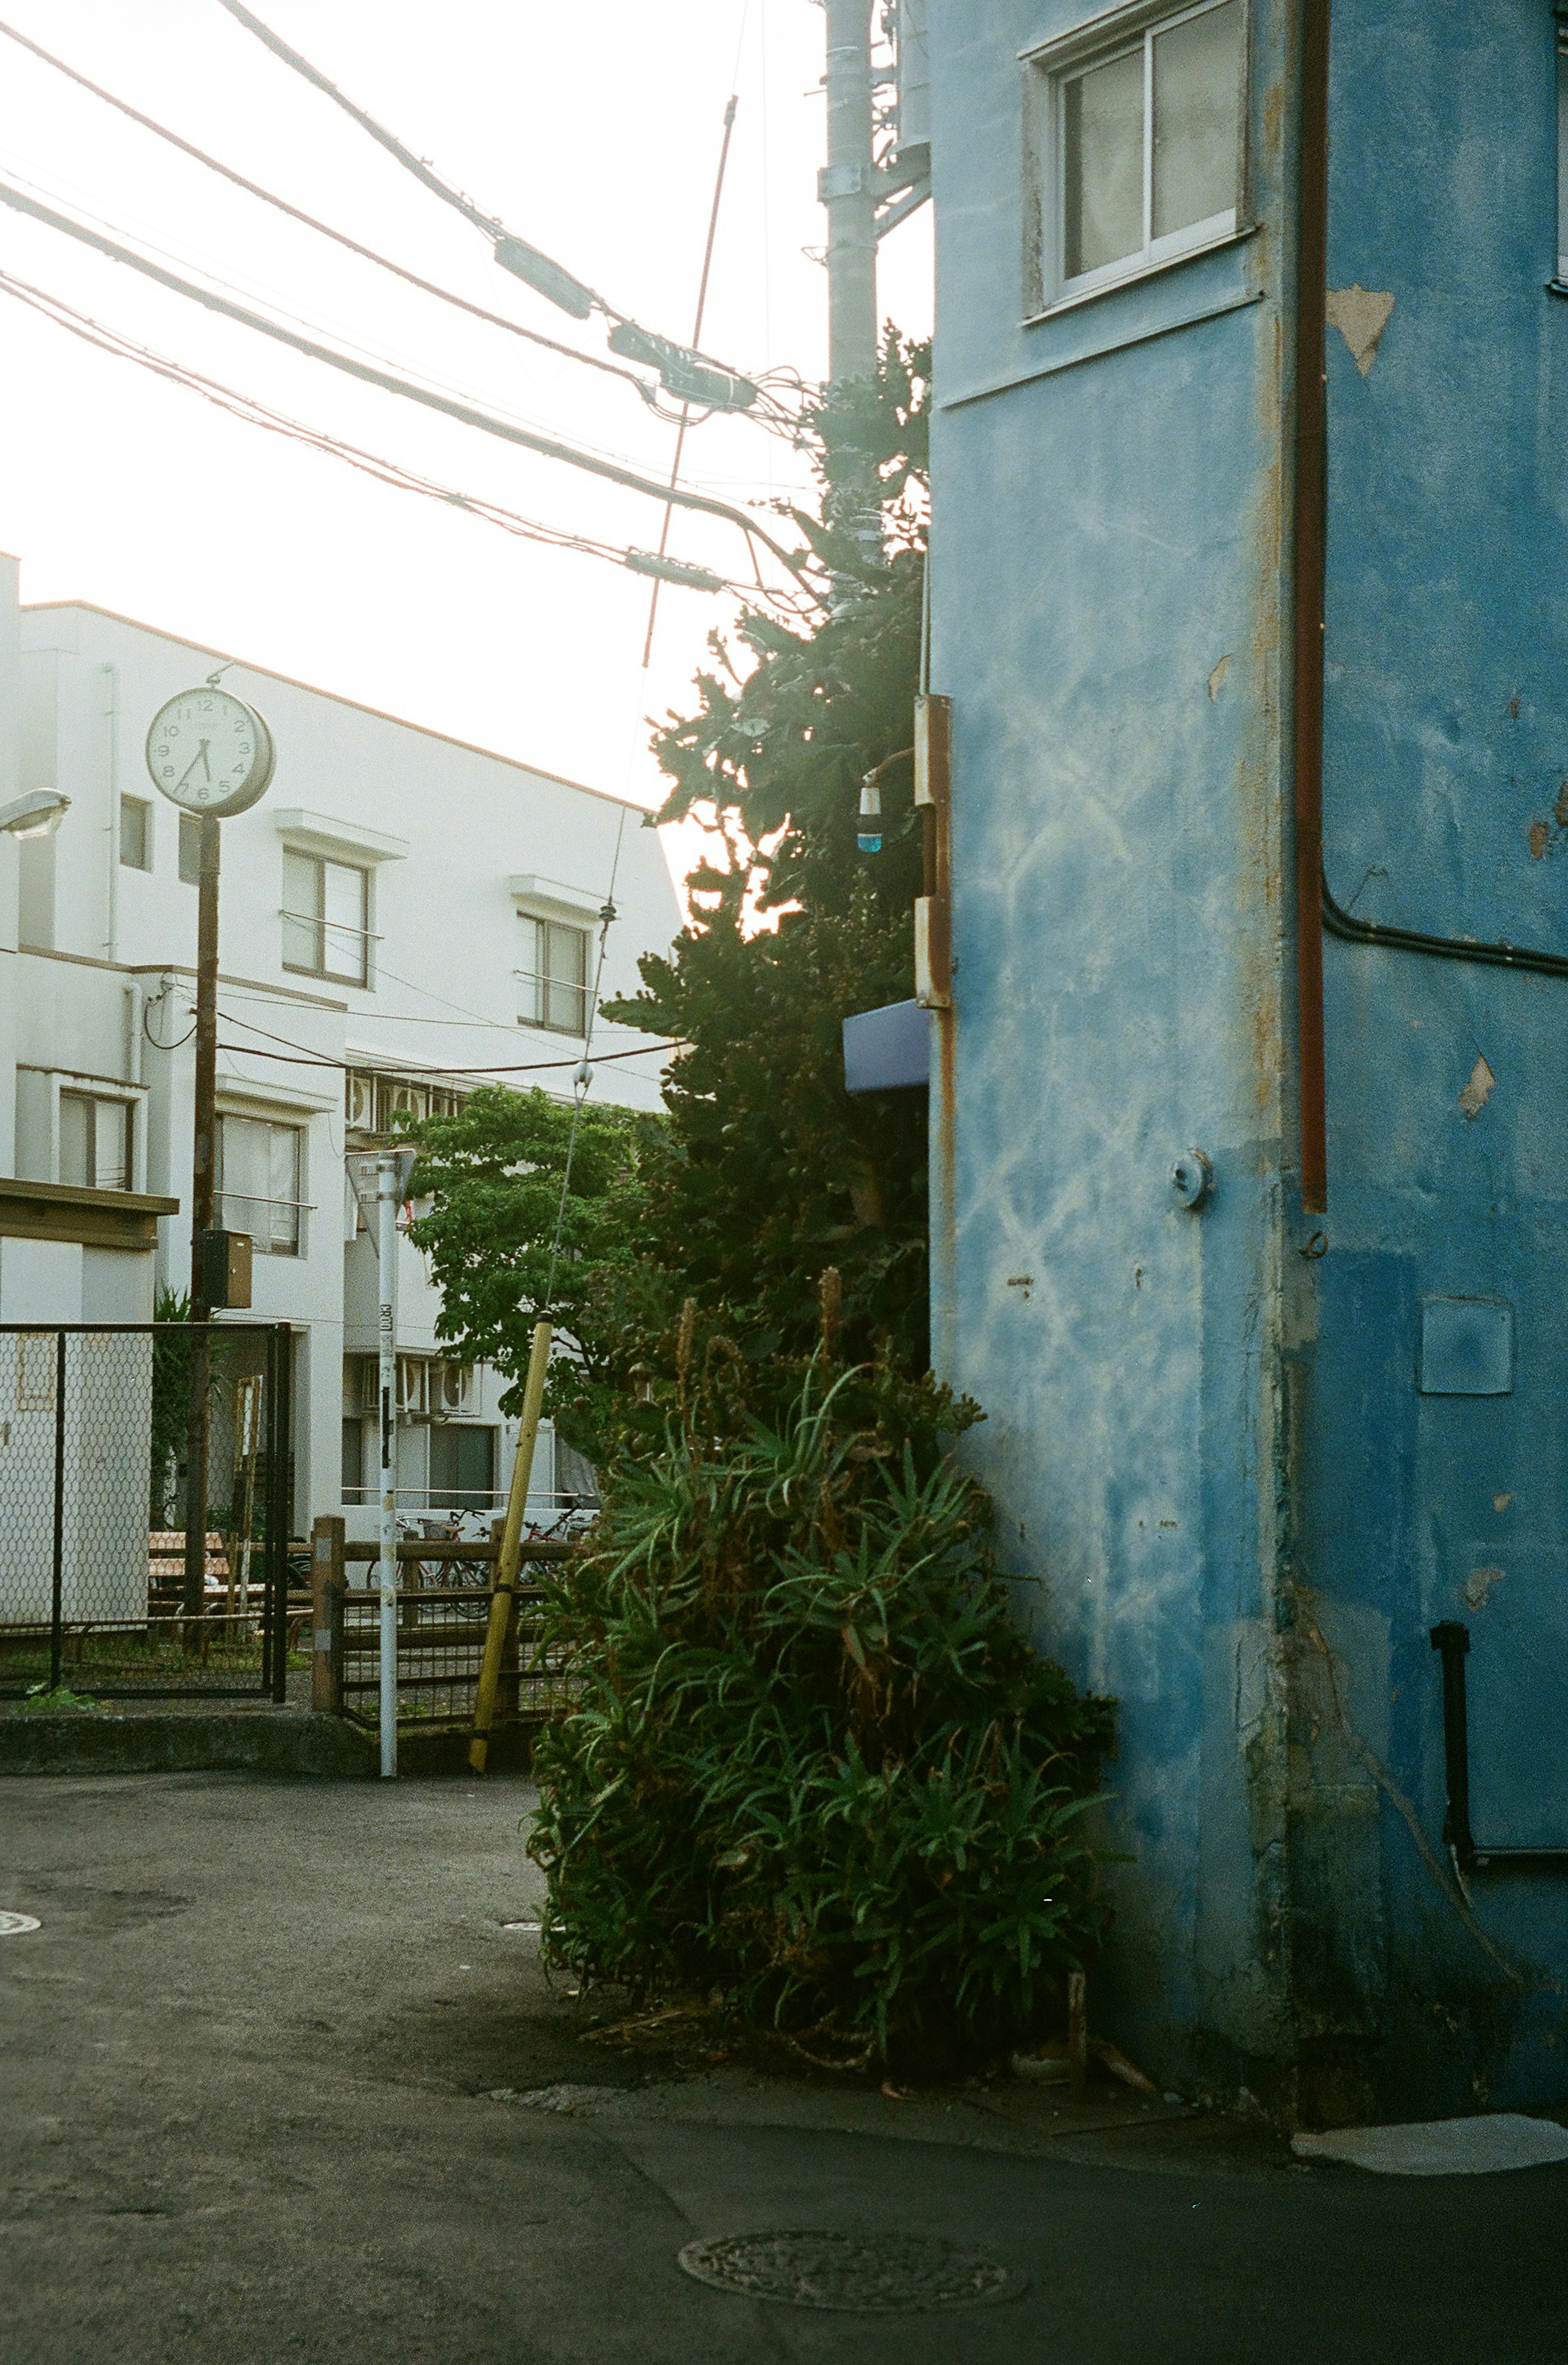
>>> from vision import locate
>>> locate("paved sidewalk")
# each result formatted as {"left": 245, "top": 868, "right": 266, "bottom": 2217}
{"left": 2, "top": 1775, "right": 1563, "bottom": 2365}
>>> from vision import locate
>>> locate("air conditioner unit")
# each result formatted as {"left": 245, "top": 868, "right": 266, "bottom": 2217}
{"left": 345, "top": 1071, "right": 375, "bottom": 1130}
{"left": 430, "top": 1360, "right": 475, "bottom": 1417}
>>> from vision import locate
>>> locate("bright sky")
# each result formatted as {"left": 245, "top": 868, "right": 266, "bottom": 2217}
{"left": 0, "top": 0, "right": 932, "bottom": 886}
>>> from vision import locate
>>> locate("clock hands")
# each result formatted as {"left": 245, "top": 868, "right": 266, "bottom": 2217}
{"left": 173, "top": 739, "right": 214, "bottom": 795}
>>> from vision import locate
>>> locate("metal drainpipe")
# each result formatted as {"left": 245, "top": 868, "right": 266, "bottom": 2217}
{"left": 1290, "top": 0, "right": 1331, "bottom": 1213}
{"left": 102, "top": 662, "right": 119, "bottom": 963}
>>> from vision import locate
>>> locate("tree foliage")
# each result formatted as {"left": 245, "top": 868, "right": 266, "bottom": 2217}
{"left": 530, "top": 1302, "right": 1114, "bottom": 2068}
{"left": 603, "top": 332, "right": 933, "bottom": 1374}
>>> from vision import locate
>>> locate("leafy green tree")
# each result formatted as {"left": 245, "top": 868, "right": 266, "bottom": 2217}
{"left": 405, "top": 1087, "right": 657, "bottom": 1440}
{"left": 605, "top": 332, "right": 933, "bottom": 1373}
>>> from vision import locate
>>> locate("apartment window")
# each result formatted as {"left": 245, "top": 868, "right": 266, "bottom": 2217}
{"left": 341, "top": 1417, "right": 365, "bottom": 1499}
{"left": 518, "top": 917, "right": 590, "bottom": 1035}
{"left": 59, "top": 1091, "right": 132, "bottom": 1193}
{"left": 1038, "top": 0, "right": 1243, "bottom": 304}
{"left": 429, "top": 1423, "right": 496, "bottom": 1511}
{"left": 282, "top": 849, "right": 371, "bottom": 986}
{"left": 217, "top": 1113, "right": 305, "bottom": 1256}
{"left": 178, "top": 813, "right": 201, "bottom": 885}
{"left": 119, "top": 796, "right": 152, "bottom": 871}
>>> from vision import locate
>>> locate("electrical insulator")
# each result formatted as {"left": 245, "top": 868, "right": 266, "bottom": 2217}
{"left": 858, "top": 778, "right": 883, "bottom": 854}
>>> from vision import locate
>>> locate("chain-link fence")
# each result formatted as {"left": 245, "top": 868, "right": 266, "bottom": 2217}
{"left": 0, "top": 1322, "right": 293, "bottom": 1700}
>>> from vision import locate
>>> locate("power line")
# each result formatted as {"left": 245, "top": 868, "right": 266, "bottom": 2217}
{"left": 0, "top": 264, "right": 808, "bottom": 610}
{"left": 0, "top": 172, "right": 815, "bottom": 583}
{"left": 213, "top": 0, "right": 762, "bottom": 411}
{"left": 213, "top": 1000, "right": 681, "bottom": 1078}
{"left": 0, "top": 15, "right": 666, "bottom": 406}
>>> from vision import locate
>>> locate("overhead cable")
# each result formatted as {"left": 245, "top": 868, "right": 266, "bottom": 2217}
{"left": 212, "top": 0, "right": 762, "bottom": 410}
{"left": 0, "top": 16, "right": 665, "bottom": 404}
{"left": 0, "top": 173, "right": 814, "bottom": 582}
{"left": 0, "top": 265, "right": 806, "bottom": 609}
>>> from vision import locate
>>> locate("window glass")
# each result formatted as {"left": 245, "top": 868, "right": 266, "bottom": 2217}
{"left": 283, "top": 852, "right": 368, "bottom": 984}
{"left": 1152, "top": 0, "right": 1240, "bottom": 239}
{"left": 281, "top": 849, "right": 318, "bottom": 971}
{"left": 59, "top": 1091, "right": 91, "bottom": 1188}
{"left": 119, "top": 797, "right": 152, "bottom": 871}
{"left": 59, "top": 1091, "right": 130, "bottom": 1191}
{"left": 521, "top": 917, "right": 590, "bottom": 1034}
{"left": 428, "top": 1423, "right": 496, "bottom": 1510}
{"left": 218, "top": 1113, "right": 303, "bottom": 1255}
{"left": 178, "top": 813, "right": 201, "bottom": 885}
{"left": 322, "top": 860, "right": 368, "bottom": 984}
{"left": 341, "top": 1417, "right": 365, "bottom": 1498}
{"left": 1064, "top": 46, "right": 1144, "bottom": 278}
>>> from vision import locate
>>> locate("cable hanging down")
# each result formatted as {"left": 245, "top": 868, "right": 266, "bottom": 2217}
{"left": 0, "top": 173, "right": 816, "bottom": 587}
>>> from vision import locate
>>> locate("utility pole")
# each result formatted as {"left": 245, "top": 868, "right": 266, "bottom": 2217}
{"left": 181, "top": 812, "right": 220, "bottom": 1631}
{"left": 376, "top": 1149, "right": 399, "bottom": 1779}
{"left": 820, "top": 0, "right": 878, "bottom": 384}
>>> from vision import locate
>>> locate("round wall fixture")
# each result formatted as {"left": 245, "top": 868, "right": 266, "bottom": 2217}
{"left": 0, "top": 1911, "right": 41, "bottom": 1936}
{"left": 1171, "top": 1149, "right": 1214, "bottom": 1210}
{"left": 677, "top": 2231, "right": 1025, "bottom": 2312}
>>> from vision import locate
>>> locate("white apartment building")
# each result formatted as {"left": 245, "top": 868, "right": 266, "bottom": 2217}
{"left": 0, "top": 554, "right": 680, "bottom": 1541}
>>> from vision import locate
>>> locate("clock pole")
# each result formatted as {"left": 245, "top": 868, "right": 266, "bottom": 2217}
{"left": 181, "top": 812, "right": 221, "bottom": 1633}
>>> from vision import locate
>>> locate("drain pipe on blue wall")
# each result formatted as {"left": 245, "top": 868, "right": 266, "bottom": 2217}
{"left": 1290, "top": 0, "right": 1331, "bottom": 1215}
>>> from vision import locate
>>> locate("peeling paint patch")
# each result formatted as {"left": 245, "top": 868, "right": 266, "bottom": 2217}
{"left": 1463, "top": 1565, "right": 1506, "bottom": 1611}
{"left": 1326, "top": 285, "right": 1396, "bottom": 375}
{"left": 1528, "top": 818, "right": 1552, "bottom": 860}
{"left": 1207, "top": 654, "right": 1230, "bottom": 699}
{"left": 1458, "top": 1055, "right": 1496, "bottom": 1119}
{"left": 1493, "top": 1492, "right": 1513, "bottom": 1513}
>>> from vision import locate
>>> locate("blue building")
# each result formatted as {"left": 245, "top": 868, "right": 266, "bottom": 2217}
{"left": 927, "top": 0, "right": 1568, "bottom": 2120}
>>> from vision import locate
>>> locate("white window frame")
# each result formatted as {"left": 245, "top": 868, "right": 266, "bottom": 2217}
{"left": 216, "top": 1109, "right": 310, "bottom": 1258}
{"left": 516, "top": 914, "right": 592, "bottom": 1037}
{"left": 53, "top": 1082, "right": 142, "bottom": 1194}
{"left": 1024, "top": 0, "right": 1247, "bottom": 319}
{"left": 118, "top": 794, "right": 154, "bottom": 873}
{"left": 281, "top": 849, "right": 376, "bottom": 988}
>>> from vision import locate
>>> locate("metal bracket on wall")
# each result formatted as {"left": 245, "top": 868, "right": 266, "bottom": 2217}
{"left": 1429, "top": 1622, "right": 1568, "bottom": 1873}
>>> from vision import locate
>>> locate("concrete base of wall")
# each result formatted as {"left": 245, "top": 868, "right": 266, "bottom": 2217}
{"left": 0, "top": 1713, "right": 537, "bottom": 1779}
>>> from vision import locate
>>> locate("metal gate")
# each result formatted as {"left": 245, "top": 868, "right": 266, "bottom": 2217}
{"left": 0, "top": 1321, "right": 293, "bottom": 1701}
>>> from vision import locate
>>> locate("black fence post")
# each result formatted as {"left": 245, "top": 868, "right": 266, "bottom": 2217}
{"left": 269, "top": 1324, "right": 292, "bottom": 1704}
{"left": 49, "top": 1328, "right": 65, "bottom": 1692}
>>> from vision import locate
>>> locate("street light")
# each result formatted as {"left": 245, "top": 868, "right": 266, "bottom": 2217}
{"left": 0, "top": 789, "right": 70, "bottom": 839}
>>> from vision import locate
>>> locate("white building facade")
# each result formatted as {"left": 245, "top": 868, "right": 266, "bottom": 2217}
{"left": 0, "top": 556, "right": 680, "bottom": 1542}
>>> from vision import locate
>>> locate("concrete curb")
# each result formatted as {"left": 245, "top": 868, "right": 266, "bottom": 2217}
{"left": 0, "top": 1711, "right": 537, "bottom": 1778}
{"left": 0, "top": 1712, "right": 375, "bottom": 1778}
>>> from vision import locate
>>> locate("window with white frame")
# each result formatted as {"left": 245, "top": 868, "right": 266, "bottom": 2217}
{"left": 517, "top": 915, "right": 590, "bottom": 1035}
{"left": 1033, "top": 0, "right": 1244, "bottom": 307}
{"left": 59, "top": 1091, "right": 132, "bottom": 1192}
{"left": 119, "top": 796, "right": 152, "bottom": 872}
{"left": 281, "top": 849, "right": 372, "bottom": 986}
{"left": 217, "top": 1112, "right": 306, "bottom": 1256}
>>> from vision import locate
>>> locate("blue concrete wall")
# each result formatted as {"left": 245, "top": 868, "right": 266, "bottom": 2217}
{"left": 1308, "top": 0, "right": 1568, "bottom": 2111}
{"left": 929, "top": 0, "right": 1301, "bottom": 2097}
{"left": 929, "top": 0, "right": 1568, "bottom": 2117}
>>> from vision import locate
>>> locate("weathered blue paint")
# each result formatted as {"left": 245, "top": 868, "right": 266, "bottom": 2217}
{"left": 928, "top": 0, "right": 1568, "bottom": 2120}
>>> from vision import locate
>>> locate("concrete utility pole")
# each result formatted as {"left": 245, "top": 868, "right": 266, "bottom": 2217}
{"left": 820, "top": 0, "right": 878, "bottom": 383}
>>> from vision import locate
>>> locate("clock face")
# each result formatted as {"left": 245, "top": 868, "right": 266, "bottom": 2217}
{"left": 145, "top": 687, "right": 275, "bottom": 819}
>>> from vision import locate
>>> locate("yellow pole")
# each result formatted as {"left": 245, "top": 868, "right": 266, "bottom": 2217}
{"left": 468, "top": 1319, "right": 552, "bottom": 1772}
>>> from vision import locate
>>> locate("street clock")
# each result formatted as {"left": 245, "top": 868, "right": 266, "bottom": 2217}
{"left": 145, "top": 685, "right": 275, "bottom": 818}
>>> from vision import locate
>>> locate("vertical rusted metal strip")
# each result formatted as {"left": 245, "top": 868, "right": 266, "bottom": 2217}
{"left": 1292, "top": 0, "right": 1331, "bottom": 1213}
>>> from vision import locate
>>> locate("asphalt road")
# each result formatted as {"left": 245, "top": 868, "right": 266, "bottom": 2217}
{"left": 2, "top": 1772, "right": 1564, "bottom": 2365}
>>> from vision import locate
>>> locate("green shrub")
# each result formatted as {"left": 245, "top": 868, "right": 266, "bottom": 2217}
{"left": 529, "top": 1318, "right": 1114, "bottom": 2068}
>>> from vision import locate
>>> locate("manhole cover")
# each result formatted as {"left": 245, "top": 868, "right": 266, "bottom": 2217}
{"left": 677, "top": 2232, "right": 1025, "bottom": 2313}
{"left": 0, "top": 1912, "right": 41, "bottom": 1937}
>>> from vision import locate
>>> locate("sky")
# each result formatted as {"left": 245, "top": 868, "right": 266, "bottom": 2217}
{"left": 0, "top": 0, "right": 932, "bottom": 883}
